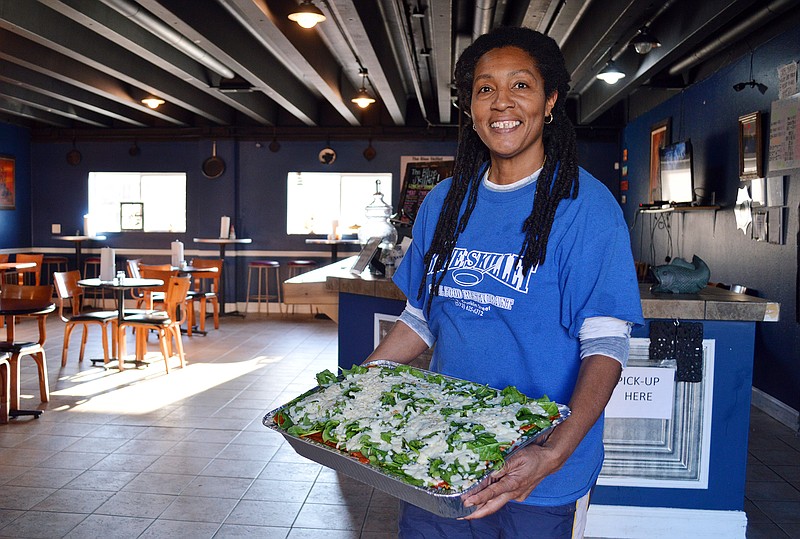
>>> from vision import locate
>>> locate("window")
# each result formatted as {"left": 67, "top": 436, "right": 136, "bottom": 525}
{"left": 88, "top": 172, "right": 187, "bottom": 233}
{"left": 286, "top": 172, "right": 392, "bottom": 235}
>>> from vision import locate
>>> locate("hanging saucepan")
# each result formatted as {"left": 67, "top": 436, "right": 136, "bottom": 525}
{"left": 66, "top": 139, "right": 82, "bottom": 166}
{"left": 202, "top": 141, "right": 225, "bottom": 179}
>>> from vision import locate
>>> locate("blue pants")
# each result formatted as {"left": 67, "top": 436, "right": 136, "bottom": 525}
{"left": 398, "top": 497, "right": 586, "bottom": 539}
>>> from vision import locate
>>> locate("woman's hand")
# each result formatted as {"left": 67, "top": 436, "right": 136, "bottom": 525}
{"left": 461, "top": 439, "right": 565, "bottom": 520}
{"left": 462, "top": 354, "right": 622, "bottom": 520}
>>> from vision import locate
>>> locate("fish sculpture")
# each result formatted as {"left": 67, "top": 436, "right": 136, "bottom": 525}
{"left": 650, "top": 255, "right": 710, "bottom": 294}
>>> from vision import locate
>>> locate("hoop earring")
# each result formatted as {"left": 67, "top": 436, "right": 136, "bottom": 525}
{"left": 544, "top": 113, "right": 553, "bottom": 125}
{"left": 472, "top": 123, "right": 476, "bottom": 131}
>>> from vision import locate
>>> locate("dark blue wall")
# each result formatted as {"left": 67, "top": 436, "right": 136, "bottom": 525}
{"left": 0, "top": 123, "right": 32, "bottom": 247}
{"left": 622, "top": 26, "right": 800, "bottom": 410}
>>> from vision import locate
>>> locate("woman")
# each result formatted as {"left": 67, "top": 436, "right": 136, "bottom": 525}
{"left": 368, "top": 26, "right": 643, "bottom": 538}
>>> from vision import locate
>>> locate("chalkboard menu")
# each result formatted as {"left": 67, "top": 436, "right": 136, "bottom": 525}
{"left": 396, "top": 156, "right": 454, "bottom": 225}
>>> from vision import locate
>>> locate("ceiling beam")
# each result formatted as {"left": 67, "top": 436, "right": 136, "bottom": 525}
{"left": 43, "top": 0, "right": 277, "bottom": 126}
{"left": 577, "top": 0, "right": 754, "bottom": 124}
{"left": 0, "top": 81, "right": 111, "bottom": 127}
{"left": 0, "top": 62, "right": 149, "bottom": 126}
{"left": 139, "top": 0, "right": 321, "bottom": 126}
{"left": 0, "top": 28, "right": 187, "bottom": 126}
{"left": 0, "top": 97, "right": 73, "bottom": 128}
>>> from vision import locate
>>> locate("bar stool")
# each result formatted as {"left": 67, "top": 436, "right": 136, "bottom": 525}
{"left": 42, "top": 256, "right": 68, "bottom": 286}
{"left": 245, "top": 260, "right": 281, "bottom": 316}
{"left": 83, "top": 256, "right": 107, "bottom": 308}
{"left": 285, "top": 259, "right": 318, "bottom": 315}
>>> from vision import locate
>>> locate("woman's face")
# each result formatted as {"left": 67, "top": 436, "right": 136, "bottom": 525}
{"left": 470, "top": 46, "right": 557, "bottom": 166}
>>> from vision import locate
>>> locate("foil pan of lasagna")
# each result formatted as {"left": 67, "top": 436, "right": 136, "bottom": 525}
{"left": 263, "top": 360, "right": 569, "bottom": 519}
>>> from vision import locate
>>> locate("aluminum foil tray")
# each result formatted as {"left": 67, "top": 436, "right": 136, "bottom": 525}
{"left": 262, "top": 360, "right": 570, "bottom": 519}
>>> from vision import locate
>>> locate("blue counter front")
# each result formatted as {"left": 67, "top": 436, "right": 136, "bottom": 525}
{"left": 328, "top": 276, "right": 779, "bottom": 538}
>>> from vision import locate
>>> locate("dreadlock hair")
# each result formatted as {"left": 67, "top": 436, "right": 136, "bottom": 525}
{"left": 418, "top": 26, "right": 579, "bottom": 314}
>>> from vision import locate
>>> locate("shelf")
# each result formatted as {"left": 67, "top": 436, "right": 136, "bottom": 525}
{"left": 671, "top": 205, "right": 720, "bottom": 212}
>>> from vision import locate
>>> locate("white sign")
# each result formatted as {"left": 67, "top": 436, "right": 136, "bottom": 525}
{"left": 605, "top": 366, "right": 676, "bottom": 419}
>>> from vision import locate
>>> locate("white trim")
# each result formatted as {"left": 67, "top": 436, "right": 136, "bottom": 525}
{"left": 585, "top": 505, "right": 746, "bottom": 538}
{"left": 29, "top": 247, "right": 338, "bottom": 259}
{"left": 751, "top": 387, "right": 800, "bottom": 432}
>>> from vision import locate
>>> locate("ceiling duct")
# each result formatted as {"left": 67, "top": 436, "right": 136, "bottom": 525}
{"left": 473, "top": 0, "right": 496, "bottom": 40}
{"left": 668, "top": 0, "right": 796, "bottom": 76}
{"left": 101, "top": 0, "right": 236, "bottom": 79}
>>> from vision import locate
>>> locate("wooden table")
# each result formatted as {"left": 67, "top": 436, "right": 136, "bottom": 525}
{"left": 192, "top": 238, "right": 251, "bottom": 315}
{"left": 305, "top": 238, "right": 361, "bottom": 263}
{"left": 78, "top": 277, "right": 163, "bottom": 370}
{"left": 0, "top": 297, "right": 56, "bottom": 419}
{"left": 53, "top": 235, "right": 107, "bottom": 270}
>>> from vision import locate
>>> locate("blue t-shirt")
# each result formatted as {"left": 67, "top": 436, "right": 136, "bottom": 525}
{"left": 393, "top": 166, "right": 644, "bottom": 506}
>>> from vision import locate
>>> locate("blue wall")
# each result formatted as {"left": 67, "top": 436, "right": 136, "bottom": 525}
{"left": 622, "top": 26, "right": 800, "bottom": 411}
{"left": 0, "top": 123, "right": 32, "bottom": 248}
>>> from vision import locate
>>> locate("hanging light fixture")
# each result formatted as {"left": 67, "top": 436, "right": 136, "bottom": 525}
{"left": 288, "top": 0, "right": 326, "bottom": 29}
{"left": 596, "top": 58, "right": 626, "bottom": 84}
{"left": 630, "top": 26, "right": 661, "bottom": 55}
{"left": 351, "top": 69, "right": 376, "bottom": 109}
{"left": 141, "top": 96, "right": 165, "bottom": 109}
{"left": 733, "top": 50, "right": 769, "bottom": 94}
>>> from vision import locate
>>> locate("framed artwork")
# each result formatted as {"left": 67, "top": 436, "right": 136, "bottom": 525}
{"left": 738, "top": 112, "right": 762, "bottom": 180}
{"left": 0, "top": 156, "right": 15, "bottom": 210}
{"left": 649, "top": 119, "right": 671, "bottom": 203}
{"left": 120, "top": 202, "right": 144, "bottom": 231}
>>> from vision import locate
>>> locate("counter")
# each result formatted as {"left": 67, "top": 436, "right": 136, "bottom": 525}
{"left": 289, "top": 260, "right": 779, "bottom": 538}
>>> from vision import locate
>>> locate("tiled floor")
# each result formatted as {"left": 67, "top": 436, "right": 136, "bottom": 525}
{"left": 0, "top": 311, "right": 798, "bottom": 538}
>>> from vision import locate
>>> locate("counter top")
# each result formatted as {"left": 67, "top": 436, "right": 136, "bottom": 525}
{"left": 319, "top": 258, "right": 779, "bottom": 322}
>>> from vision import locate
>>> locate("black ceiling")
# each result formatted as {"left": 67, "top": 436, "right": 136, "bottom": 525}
{"left": 0, "top": 0, "right": 796, "bottom": 141}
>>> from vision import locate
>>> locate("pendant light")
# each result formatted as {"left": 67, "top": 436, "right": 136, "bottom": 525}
{"left": 351, "top": 69, "right": 376, "bottom": 109}
{"left": 630, "top": 26, "right": 661, "bottom": 55}
{"left": 141, "top": 96, "right": 165, "bottom": 109}
{"left": 596, "top": 58, "right": 626, "bottom": 84}
{"left": 288, "top": 1, "right": 326, "bottom": 29}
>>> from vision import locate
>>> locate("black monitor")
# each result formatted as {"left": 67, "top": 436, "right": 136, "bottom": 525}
{"left": 659, "top": 141, "right": 694, "bottom": 204}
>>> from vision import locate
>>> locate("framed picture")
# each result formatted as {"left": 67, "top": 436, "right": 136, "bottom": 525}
{"left": 120, "top": 202, "right": 144, "bottom": 231}
{"left": 649, "top": 119, "right": 671, "bottom": 203}
{"left": 738, "top": 112, "right": 762, "bottom": 180}
{"left": 0, "top": 155, "right": 15, "bottom": 210}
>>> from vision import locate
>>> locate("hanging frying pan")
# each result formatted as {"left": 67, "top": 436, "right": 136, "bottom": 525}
{"left": 202, "top": 141, "right": 225, "bottom": 179}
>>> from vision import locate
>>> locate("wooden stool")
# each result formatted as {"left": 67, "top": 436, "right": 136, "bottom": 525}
{"left": 285, "top": 259, "right": 318, "bottom": 314}
{"left": 83, "top": 257, "right": 108, "bottom": 308}
{"left": 42, "top": 256, "right": 68, "bottom": 286}
{"left": 245, "top": 260, "right": 281, "bottom": 315}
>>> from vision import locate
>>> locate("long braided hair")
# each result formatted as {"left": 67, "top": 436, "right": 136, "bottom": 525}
{"left": 418, "top": 26, "right": 579, "bottom": 313}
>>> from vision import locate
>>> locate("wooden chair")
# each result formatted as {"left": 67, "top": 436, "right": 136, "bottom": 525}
{"left": 13, "top": 254, "right": 44, "bottom": 285}
{"left": 0, "top": 253, "right": 8, "bottom": 285}
{"left": 0, "top": 284, "right": 53, "bottom": 407}
{"left": 188, "top": 259, "right": 222, "bottom": 332}
{"left": 120, "top": 276, "right": 191, "bottom": 374}
{"left": 53, "top": 270, "right": 118, "bottom": 367}
{"left": 137, "top": 265, "right": 177, "bottom": 309}
{"left": 0, "top": 352, "right": 10, "bottom": 424}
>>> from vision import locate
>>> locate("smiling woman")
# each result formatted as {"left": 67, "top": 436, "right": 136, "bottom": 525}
{"left": 364, "top": 26, "right": 643, "bottom": 539}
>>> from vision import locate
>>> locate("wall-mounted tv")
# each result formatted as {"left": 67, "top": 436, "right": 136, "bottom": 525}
{"left": 659, "top": 141, "right": 694, "bottom": 204}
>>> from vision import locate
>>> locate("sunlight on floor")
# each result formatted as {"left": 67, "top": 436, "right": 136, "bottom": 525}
{"left": 50, "top": 354, "right": 279, "bottom": 414}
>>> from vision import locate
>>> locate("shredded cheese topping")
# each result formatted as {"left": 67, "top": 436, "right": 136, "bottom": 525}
{"left": 275, "top": 365, "right": 563, "bottom": 493}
